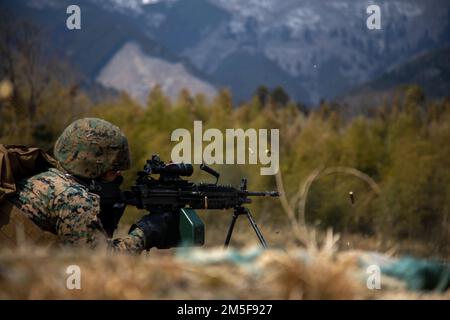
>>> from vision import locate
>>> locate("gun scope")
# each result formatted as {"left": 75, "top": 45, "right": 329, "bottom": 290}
{"left": 150, "top": 162, "right": 194, "bottom": 177}
{"left": 144, "top": 154, "right": 194, "bottom": 177}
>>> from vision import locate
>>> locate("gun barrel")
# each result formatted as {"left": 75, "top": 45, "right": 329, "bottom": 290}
{"left": 246, "top": 191, "right": 279, "bottom": 197}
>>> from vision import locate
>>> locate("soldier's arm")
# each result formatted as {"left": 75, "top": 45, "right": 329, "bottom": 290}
{"left": 52, "top": 186, "right": 146, "bottom": 254}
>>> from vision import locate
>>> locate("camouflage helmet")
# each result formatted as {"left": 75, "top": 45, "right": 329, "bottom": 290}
{"left": 54, "top": 118, "right": 131, "bottom": 179}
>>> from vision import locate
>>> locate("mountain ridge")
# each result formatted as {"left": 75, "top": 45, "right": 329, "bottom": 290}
{"left": 337, "top": 45, "right": 450, "bottom": 117}
{"left": 2, "top": 0, "right": 450, "bottom": 106}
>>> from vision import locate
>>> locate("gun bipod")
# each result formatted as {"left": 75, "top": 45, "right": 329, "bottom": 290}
{"left": 224, "top": 206, "right": 268, "bottom": 249}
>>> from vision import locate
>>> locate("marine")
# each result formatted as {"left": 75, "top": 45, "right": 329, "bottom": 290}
{"left": 0, "top": 118, "right": 171, "bottom": 253}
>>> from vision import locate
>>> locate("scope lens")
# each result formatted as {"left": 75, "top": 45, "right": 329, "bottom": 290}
{"left": 163, "top": 163, "right": 193, "bottom": 176}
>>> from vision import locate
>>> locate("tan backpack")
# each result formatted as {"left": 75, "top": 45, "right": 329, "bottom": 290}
{"left": 0, "top": 145, "right": 61, "bottom": 246}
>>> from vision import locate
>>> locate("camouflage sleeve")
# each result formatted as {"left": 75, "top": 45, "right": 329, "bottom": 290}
{"left": 52, "top": 186, "right": 145, "bottom": 254}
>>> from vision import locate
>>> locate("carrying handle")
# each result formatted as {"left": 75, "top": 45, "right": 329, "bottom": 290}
{"left": 200, "top": 164, "right": 220, "bottom": 184}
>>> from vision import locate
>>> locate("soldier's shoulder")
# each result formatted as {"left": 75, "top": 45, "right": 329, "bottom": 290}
{"left": 26, "top": 168, "right": 92, "bottom": 198}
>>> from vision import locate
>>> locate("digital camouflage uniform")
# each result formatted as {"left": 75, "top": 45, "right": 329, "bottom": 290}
{"left": 11, "top": 167, "right": 146, "bottom": 254}
{"left": 4, "top": 118, "right": 148, "bottom": 253}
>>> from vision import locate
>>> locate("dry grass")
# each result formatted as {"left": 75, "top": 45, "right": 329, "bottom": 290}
{"left": 0, "top": 230, "right": 448, "bottom": 300}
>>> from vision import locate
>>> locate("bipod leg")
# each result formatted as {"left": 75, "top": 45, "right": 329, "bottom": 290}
{"left": 224, "top": 210, "right": 240, "bottom": 248}
{"left": 244, "top": 208, "right": 268, "bottom": 249}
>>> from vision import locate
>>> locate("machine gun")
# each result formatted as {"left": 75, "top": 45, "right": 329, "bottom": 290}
{"left": 122, "top": 155, "right": 279, "bottom": 249}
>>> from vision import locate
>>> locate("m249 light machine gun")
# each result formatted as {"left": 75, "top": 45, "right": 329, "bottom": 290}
{"left": 122, "top": 155, "right": 279, "bottom": 249}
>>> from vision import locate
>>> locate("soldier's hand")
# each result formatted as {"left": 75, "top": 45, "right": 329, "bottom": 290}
{"left": 129, "top": 213, "right": 172, "bottom": 250}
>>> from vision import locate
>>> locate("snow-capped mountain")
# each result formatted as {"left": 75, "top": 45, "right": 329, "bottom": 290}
{"left": 4, "top": 0, "right": 450, "bottom": 105}
{"left": 97, "top": 42, "right": 217, "bottom": 103}
{"left": 136, "top": 0, "right": 450, "bottom": 103}
{"left": 2, "top": 0, "right": 218, "bottom": 104}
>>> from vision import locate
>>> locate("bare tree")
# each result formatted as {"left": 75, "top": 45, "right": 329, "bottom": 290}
{"left": 0, "top": 10, "right": 51, "bottom": 120}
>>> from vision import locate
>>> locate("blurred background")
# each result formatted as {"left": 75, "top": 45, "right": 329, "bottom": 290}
{"left": 0, "top": 0, "right": 449, "bottom": 258}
